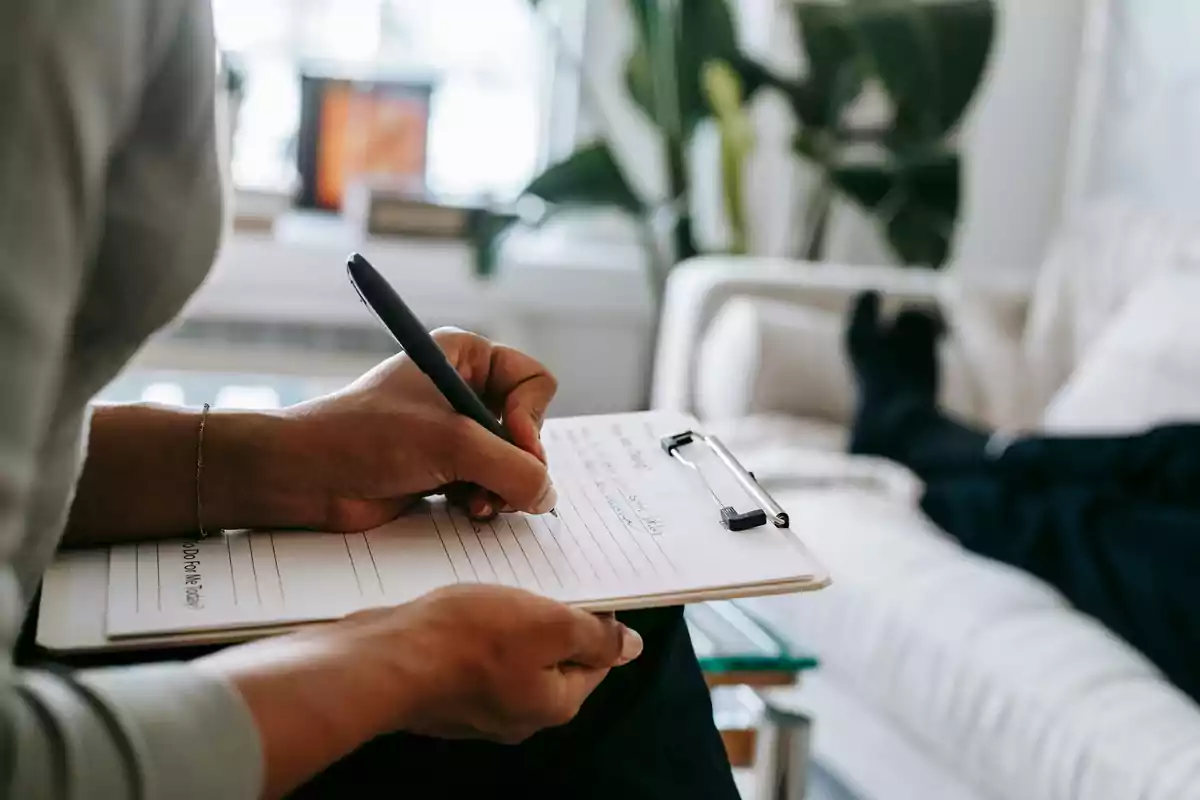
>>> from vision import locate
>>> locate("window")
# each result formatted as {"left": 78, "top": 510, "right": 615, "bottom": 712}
{"left": 213, "top": 0, "right": 580, "bottom": 200}
{"left": 100, "top": 370, "right": 333, "bottom": 409}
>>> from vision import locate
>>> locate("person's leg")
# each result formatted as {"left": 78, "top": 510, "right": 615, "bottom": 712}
{"left": 527, "top": 606, "right": 737, "bottom": 799}
{"left": 843, "top": 291, "right": 1200, "bottom": 504}
{"left": 841, "top": 291, "right": 1200, "bottom": 705}
{"left": 995, "top": 424, "right": 1200, "bottom": 507}
{"left": 844, "top": 291, "right": 992, "bottom": 481}
{"left": 289, "top": 606, "right": 738, "bottom": 799}
{"left": 919, "top": 474, "right": 1200, "bottom": 705}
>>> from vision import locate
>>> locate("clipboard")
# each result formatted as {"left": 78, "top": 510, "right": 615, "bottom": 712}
{"left": 36, "top": 411, "right": 829, "bottom": 654}
{"left": 661, "top": 430, "right": 789, "bottom": 532}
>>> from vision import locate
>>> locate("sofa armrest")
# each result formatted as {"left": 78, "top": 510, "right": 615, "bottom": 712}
{"left": 651, "top": 257, "right": 945, "bottom": 415}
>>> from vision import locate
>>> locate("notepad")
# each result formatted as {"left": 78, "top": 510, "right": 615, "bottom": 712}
{"left": 37, "top": 410, "right": 829, "bottom": 652}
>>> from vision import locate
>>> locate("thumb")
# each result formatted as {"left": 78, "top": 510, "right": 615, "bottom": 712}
{"left": 565, "top": 611, "right": 643, "bottom": 669}
{"left": 447, "top": 419, "right": 558, "bottom": 514}
{"left": 550, "top": 616, "right": 641, "bottom": 713}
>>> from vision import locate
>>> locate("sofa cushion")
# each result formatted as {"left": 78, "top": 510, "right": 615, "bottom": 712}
{"left": 696, "top": 298, "right": 855, "bottom": 423}
{"left": 938, "top": 272, "right": 1035, "bottom": 430}
{"left": 717, "top": 425, "right": 1200, "bottom": 800}
{"left": 1023, "top": 199, "right": 1200, "bottom": 417}
{"left": 1042, "top": 270, "right": 1200, "bottom": 433}
{"left": 696, "top": 296, "right": 979, "bottom": 425}
{"left": 707, "top": 414, "right": 923, "bottom": 502}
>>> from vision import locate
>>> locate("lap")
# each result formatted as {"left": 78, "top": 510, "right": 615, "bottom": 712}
{"left": 20, "top": 602, "right": 738, "bottom": 800}
{"left": 290, "top": 606, "right": 738, "bottom": 799}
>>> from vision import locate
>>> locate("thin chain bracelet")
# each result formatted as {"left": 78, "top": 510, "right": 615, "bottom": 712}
{"left": 196, "top": 402, "right": 212, "bottom": 539}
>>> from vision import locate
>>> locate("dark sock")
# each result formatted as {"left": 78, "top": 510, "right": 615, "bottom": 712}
{"left": 844, "top": 291, "right": 946, "bottom": 458}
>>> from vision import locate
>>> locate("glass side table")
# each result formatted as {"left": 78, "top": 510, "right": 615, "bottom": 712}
{"left": 687, "top": 601, "right": 818, "bottom": 800}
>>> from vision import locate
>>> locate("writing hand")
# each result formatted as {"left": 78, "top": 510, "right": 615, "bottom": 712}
{"left": 244, "top": 328, "right": 558, "bottom": 532}
{"left": 197, "top": 585, "right": 643, "bottom": 798}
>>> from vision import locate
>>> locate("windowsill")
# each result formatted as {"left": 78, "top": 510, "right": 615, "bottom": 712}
{"left": 184, "top": 210, "right": 654, "bottom": 328}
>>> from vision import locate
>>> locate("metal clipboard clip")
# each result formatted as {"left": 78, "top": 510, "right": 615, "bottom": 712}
{"left": 661, "top": 430, "right": 790, "bottom": 531}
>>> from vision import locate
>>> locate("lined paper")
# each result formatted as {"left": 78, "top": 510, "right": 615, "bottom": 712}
{"left": 106, "top": 411, "right": 824, "bottom": 638}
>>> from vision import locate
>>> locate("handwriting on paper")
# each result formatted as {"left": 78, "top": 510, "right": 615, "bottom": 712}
{"left": 567, "top": 422, "right": 666, "bottom": 536}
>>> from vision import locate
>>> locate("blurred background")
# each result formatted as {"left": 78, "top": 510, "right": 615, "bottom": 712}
{"left": 104, "top": 0, "right": 1145, "bottom": 419}
{"left": 97, "top": 4, "right": 1200, "bottom": 799}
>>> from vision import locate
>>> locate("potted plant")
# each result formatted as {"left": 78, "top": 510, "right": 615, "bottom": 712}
{"left": 471, "top": 0, "right": 995, "bottom": 395}
{"left": 769, "top": 0, "right": 996, "bottom": 266}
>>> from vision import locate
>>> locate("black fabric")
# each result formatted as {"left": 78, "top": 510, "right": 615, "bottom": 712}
{"left": 18, "top": 603, "right": 737, "bottom": 799}
{"left": 845, "top": 291, "right": 1200, "bottom": 705}
{"left": 292, "top": 606, "right": 737, "bottom": 799}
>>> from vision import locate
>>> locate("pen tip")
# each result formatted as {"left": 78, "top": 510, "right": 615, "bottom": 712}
{"left": 550, "top": 508, "right": 559, "bottom": 518}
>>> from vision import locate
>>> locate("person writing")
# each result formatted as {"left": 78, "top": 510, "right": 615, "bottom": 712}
{"left": 1, "top": 2, "right": 738, "bottom": 798}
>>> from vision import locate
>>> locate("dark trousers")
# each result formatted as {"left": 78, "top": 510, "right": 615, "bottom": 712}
{"left": 19, "top": 604, "right": 738, "bottom": 799}
{"left": 852, "top": 406, "right": 1200, "bottom": 705}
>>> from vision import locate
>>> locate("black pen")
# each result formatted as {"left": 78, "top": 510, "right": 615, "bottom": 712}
{"left": 345, "top": 253, "right": 556, "bottom": 516}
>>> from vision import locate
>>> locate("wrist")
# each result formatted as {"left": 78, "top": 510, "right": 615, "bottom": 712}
{"left": 203, "top": 411, "right": 326, "bottom": 530}
{"left": 197, "top": 634, "right": 405, "bottom": 797}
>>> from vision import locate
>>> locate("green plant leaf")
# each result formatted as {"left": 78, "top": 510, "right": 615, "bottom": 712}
{"left": 847, "top": 0, "right": 995, "bottom": 143}
{"left": 625, "top": 0, "right": 656, "bottom": 41}
{"left": 470, "top": 143, "right": 647, "bottom": 279}
{"left": 703, "top": 60, "right": 753, "bottom": 254}
{"left": 791, "top": 2, "right": 865, "bottom": 129}
{"left": 524, "top": 141, "right": 646, "bottom": 213}
{"left": 623, "top": 0, "right": 679, "bottom": 137}
{"left": 625, "top": 42, "right": 659, "bottom": 131}
{"left": 785, "top": 1, "right": 990, "bottom": 266}
{"left": 622, "top": 0, "right": 743, "bottom": 139}
{"left": 830, "top": 150, "right": 959, "bottom": 267}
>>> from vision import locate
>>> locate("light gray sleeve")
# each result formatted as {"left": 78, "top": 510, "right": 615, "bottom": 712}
{"left": 0, "top": 2, "right": 263, "bottom": 798}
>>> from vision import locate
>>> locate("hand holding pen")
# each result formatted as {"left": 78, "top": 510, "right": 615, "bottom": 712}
{"left": 345, "top": 252, "right": 558, "bottom": 520}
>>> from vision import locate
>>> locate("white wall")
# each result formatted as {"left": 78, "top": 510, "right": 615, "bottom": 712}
{"left": 954, "top": 0, "right": 1089, "bottom": 273}
{"left": 1074, "top": 0, "right": 1200, "bottom": 212}
{"left": 178, "top": 1, "right": 1098, "bottom": 418}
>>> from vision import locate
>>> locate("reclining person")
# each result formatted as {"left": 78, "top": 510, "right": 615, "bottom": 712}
{"left": 845, "top": 291, "right": 1200, "bottom": 705}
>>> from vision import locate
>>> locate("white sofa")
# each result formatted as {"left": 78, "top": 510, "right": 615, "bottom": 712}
{"left": 652, "top": 200, "right": 1200, "bottom": 800}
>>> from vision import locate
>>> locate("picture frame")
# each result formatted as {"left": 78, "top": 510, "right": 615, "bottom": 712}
{"left": 296, "top": 75, "right": 434, "bottom": 212}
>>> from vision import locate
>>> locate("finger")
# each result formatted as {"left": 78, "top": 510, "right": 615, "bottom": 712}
{"left": 430, "top": 328, "right": 494, "bottom": 394}
{"left": 484, "top": 345, "right": 556, "bottom": 464}
{"left": 447, "top": 419, "right": 557, "bottom": 514}
{"left": 500, "top": 393, "right": 553, "bottom": 466}
{"left": 436, "top": 479, "right": 508, "bottom": 520}
{"left": 432, "top": 330, "right": 555, "bottom": 464}
{"left": 442, "top": 483, "right": 501, "bottom": 521}
{"left": 465, "top": 486, "right": 504, "bottom": 520}
{"left": 562, "top": 609, "right": 643, "bottom": 669}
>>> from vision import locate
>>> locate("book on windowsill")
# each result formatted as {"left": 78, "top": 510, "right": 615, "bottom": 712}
{"left": 343, "top": 178, "right": 486, "bottom": 240}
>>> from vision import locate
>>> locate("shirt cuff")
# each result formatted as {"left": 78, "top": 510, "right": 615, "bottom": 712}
{"left": 76, "top": 662, "right": 264, "bottom": 799}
